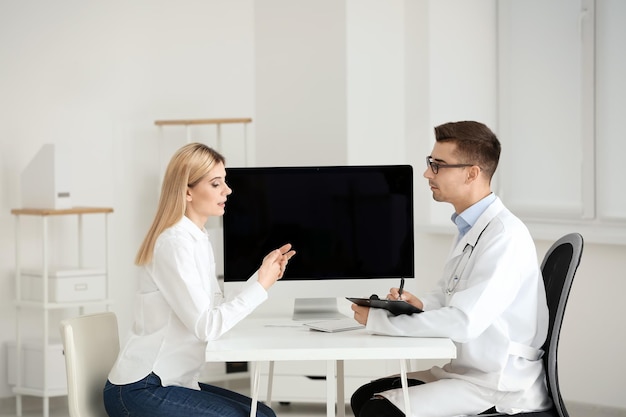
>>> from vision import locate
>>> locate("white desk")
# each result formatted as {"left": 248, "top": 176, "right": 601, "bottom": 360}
{"left": 205, "top": 317, "right": 456, "bottom": 417}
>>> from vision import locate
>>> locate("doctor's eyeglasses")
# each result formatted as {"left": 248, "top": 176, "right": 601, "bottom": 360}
{"left": 426, "top": 156, "right": 475, "bottom": 175}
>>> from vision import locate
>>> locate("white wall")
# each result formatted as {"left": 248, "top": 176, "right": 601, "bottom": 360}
{"left": 0, "top": 0, "right": 624, "bottom": 412}
{"left": 0, "top": 0, "right": 255, "bottom": 397}
{"left": 425, "top": 1, "right": 499, "bottom": 226}
{"left": 255, "top": 0, "right": 347, "bottom": 166}
{"left": 346, "top": 0, "right": 406, "bottom": 165}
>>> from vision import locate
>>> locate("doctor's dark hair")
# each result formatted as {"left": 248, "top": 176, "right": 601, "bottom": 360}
{"left": 434, "top": 121, "right": 501, "bottom": 180}
{"left": 135, "top": 142, "right": 226, "bottom": 265}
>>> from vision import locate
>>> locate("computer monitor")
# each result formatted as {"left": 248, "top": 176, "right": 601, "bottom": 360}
{"left": 222, "top": 164, "right": 415, "bottom": 320}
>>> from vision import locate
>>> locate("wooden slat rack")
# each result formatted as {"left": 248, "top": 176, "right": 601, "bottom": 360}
{"left": 154, "top": 117, "right": 253, "bottom": 166}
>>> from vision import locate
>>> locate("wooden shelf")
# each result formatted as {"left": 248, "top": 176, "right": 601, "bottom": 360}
{"left": 154, "top": 118, "right": 252, "bottom": 126}
{"left": 11, "top": 207, "right": 114, "bottom": 216}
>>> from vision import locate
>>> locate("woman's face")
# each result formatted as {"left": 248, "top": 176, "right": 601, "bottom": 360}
{"left": 185, "top": 161, "right": 232, "bottom": 228}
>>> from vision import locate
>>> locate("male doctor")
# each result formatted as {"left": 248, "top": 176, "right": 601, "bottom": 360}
{"left": 350, "top": 121, "right": 552, "bottom": 417}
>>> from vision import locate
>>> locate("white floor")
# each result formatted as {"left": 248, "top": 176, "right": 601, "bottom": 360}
{"left": 0, "top": 397, "right": 352, "bottom": 417}
{"left": 1, "top": 392, "right": 623, "bottom": 417}
{"left": 0, "top": 375, "right": 357, "bottom": 417}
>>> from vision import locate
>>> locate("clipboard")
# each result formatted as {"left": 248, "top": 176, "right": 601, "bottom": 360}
{"left": 346, "top": 297, "right": 423, "bottom": 316}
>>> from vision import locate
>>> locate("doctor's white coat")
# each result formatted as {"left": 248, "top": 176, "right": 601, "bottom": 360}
{"left": 367, "top": 197, "right": 552, "bottom": 416}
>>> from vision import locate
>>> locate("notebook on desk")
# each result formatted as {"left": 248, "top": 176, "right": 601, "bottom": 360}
{"left": 304, "top": 318, "right": 365, "bottom": 333}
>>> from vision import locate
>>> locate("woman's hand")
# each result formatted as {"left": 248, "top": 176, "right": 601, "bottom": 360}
{"left": 387, "top": 288, "right": 424, "bottom": 311}
{"left": 257, "top": 243, "right": 296, "bottom": 290}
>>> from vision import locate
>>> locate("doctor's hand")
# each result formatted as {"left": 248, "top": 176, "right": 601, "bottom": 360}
{"left": 351, "top": 303, "right": 370, "bottom": 325}
{"left": 388, "top": 288, "right": 424, "bottom": 311}
{"left": 257, "top": 243, "right": 296, "bottom": 290}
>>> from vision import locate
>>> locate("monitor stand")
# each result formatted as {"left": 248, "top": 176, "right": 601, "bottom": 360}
{"left": 292, "top": 297, "right": 347, "bottom": 321}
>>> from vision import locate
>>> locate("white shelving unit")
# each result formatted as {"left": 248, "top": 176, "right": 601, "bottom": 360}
{"left": 10, "top": 207, "right": 114, "bottom": 417}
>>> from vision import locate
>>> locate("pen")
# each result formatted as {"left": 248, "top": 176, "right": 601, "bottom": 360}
{"left": 398, "top": 277, "right": 405, "bottom": 300}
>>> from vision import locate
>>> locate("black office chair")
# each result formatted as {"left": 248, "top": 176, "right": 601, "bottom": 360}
{"left": 472, "top": 233, "right": 584, "bottom": 417}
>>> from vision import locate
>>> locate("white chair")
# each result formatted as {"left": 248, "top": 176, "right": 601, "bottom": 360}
{"left": 60, "top": 312, "right": 119, "bottom": 417}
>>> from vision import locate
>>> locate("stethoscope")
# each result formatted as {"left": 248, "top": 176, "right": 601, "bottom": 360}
{"left": 445, "top": 222, "right": 490, "bottom": 295}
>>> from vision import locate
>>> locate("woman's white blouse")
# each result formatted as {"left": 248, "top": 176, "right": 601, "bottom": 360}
{"left": 108, "top": 216, "right": 267, "bottom": 389}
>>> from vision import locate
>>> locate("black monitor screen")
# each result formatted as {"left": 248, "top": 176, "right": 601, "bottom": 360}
{"left": 223, "top": 165, "right": 414, "bottom": 282}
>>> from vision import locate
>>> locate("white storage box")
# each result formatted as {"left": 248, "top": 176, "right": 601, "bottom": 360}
{"left": 6, "top": 340, "right": 67, "bottom": 392}
{"left": 21, "top": 268, "right": 106, "bottom": 302}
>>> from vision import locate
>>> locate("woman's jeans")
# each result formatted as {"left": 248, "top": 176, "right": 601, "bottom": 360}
{"left": 103, "top": 373, "right": 276, "bottom": 417}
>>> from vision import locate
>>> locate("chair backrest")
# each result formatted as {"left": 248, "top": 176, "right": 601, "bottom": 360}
{"left": 539, "top": 233, "right": 583, "bottom": 417}
{"left": 60, "top": 312, "right": 120, "bottom": 417}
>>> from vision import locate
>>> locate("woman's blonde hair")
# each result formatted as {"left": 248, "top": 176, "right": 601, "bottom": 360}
{"left": 135, "top": 142, "right": 225, "bottom": 265}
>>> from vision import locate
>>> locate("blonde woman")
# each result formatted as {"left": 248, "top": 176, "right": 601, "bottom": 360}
{"left": 104, "top": 143, "right": 295, "bottom": 417}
